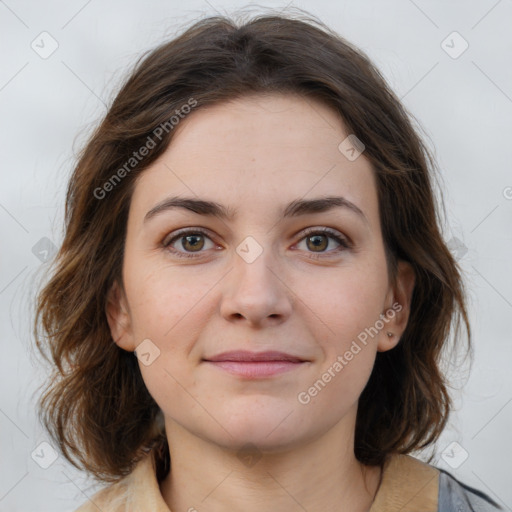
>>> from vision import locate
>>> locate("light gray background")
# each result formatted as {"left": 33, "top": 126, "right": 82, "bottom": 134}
{"left": 1, "top": 0, "right": 511, "bottom": 510}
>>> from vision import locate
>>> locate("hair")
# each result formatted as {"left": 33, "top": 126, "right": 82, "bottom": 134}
{"left": 33, "top": 8, "right": 471, "bottom": 484}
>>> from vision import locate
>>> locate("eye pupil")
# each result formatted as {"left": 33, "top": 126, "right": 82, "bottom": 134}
{"left": 183, "top": 234, "right": 204, "bottom": 251}
{"left": 307, "top": 234, "right": 328, "bottom": 251}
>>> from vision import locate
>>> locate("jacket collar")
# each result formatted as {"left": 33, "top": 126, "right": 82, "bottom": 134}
{"left": 83, "top": 449, "right": 439, "bottom": 511}
{"left": 369, "top": 453, "right": 439, "bottom": 511}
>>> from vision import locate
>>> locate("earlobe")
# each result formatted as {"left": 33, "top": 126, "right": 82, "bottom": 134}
{"left": 377, "top": 260, "right": 416, "bottom": 353}
{"left": 105, "top": 280, "right": 135, "bottom": 351}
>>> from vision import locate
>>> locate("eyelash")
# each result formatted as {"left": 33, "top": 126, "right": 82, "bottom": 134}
{"left": 162, "top": 227, "right": 351, "bottom": 260}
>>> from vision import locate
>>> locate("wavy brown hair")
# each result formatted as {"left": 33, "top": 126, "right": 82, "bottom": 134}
{"left": 33, "top": 8, "right": 472, "bottom": 484}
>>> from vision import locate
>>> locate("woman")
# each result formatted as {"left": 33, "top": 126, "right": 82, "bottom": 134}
{"left": 33, "top": 10, "right": 504, "bottom": 512}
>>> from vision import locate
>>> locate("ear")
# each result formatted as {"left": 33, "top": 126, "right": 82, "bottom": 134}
{"left": 377, "top": 260, "right": 416, "bottom": 353}
{"left": 105, "top": 280, "right": 136, "bottom": 352}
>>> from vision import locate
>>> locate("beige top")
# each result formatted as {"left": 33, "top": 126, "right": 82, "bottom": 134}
{"left": 75, "top": 451, "right": 439, "bottom": 511}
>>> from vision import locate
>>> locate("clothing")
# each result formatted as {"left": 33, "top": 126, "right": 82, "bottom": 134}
{"left": 437, "top": 469, "right": 504, "bottom": 511}
{"left": 74, "top": 449, "right": 504, "bottom": 511}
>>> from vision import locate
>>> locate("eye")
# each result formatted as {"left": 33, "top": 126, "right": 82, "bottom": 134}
{"left": 162, "top": 228, "right": 217, "bottom": 259}
{"left": 294, "top": 227, "right": 351, "bottom": 258}
{"left": 162, "top": 226, "right": 351, "bottom": 259}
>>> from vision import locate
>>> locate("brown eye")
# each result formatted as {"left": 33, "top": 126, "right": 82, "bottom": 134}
{"left": 180, "top": 234, "right": 205, "bottom": 252}
{"left": 306, "top": 234, "right": 329, "bottom": 252}
{"left": 296, "top": 228, "right": 350, "bottom": 257}
{"left": 163, "top": 229, "right": 215, "bottom": 258}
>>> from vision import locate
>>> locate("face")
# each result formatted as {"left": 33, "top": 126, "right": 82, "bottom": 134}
{"left": 106, "top": 93, "right": 415, "bottom": 454}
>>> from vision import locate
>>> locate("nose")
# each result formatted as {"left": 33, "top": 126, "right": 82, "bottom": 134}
{"left": 219, "top": 246, "right": 293, "bottom": 327}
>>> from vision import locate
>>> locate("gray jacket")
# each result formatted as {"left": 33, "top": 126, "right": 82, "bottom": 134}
{"left": 438, "top": 468, "right": 506, "bottom": 511}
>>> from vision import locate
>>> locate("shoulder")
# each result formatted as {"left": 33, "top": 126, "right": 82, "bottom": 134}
{"left": 371, "top": 453, "right": 440, "bottom": 511}
{"left": 371, "top": 453, "right": 505, "bottom": 512}
{"left": 73, "top": 478, "right": 131, "bottom": 512}
{"left": 72, "top": 449, "right": 169, "bottom": 512}
{"left": 437, "top": 468, "right": 505, "bottom": 511}
{"left": 72, "top": 453, "right": 152, "bottom": 512}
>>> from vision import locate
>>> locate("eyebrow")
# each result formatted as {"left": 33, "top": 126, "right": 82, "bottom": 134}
{"left": 143, "top": 195, "right": 368, "bottom": 225}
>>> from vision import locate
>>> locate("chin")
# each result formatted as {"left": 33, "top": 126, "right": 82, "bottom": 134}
{"left": 221, "top": 430, "right": 304, "bottom": 455}
{"left": 210, "top": 410, "right": 308, "bottom": 452}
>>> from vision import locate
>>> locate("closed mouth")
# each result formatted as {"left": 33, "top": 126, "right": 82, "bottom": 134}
{"left": 204, "top": 350, "right": 307, "bottom": 363}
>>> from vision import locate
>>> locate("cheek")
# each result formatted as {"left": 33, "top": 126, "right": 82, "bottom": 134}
{"left": 124, "top": 269, "right": 214, "bottom": 399}
{"left": 296, "top": 273, "right": 383, "bottom": 415}
{"left": 300, "top": 262, "right": 388, "bottom": 339}
{"left": 124, "top": 262, "right": 213, "bottom": 340}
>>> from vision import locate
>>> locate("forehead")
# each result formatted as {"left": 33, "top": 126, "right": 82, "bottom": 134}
{"left": 129, "top": 93, "right": 379, "bottom": 227}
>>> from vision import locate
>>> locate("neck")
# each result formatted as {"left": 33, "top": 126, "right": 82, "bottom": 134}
{"left": 159, "top": 409, "right": 383, "bottom": 512}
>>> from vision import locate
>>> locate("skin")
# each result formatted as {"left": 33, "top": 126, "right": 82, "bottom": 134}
{"left": 106, "top": 92, "right": 416, "bottom": 512}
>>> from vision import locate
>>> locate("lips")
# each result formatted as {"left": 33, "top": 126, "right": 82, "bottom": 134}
{"left": 203, "top": 351, "right": 308, "bottom": 379}
{"left": 204, "top": 350, "right": 306, "bottom": 363}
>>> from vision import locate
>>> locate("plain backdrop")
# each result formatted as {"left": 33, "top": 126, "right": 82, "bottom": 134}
{"left": 1, "top": 0, "right": 511, "bottom": 510}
